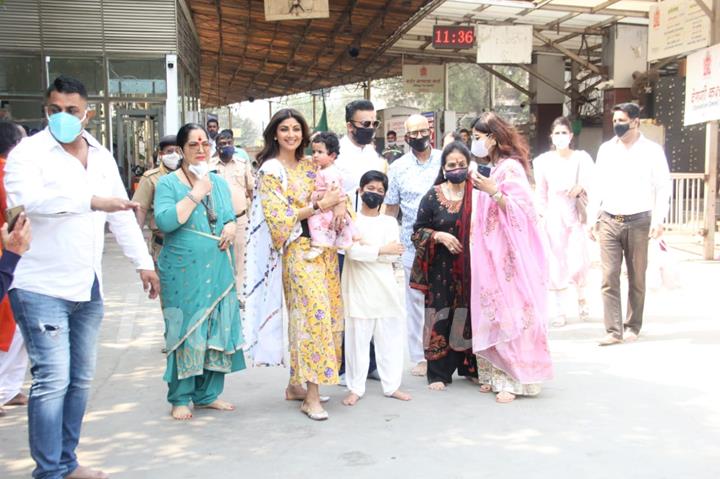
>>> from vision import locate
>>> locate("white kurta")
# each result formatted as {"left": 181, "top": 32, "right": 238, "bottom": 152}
{"left": 341, "top": 213, "right": 405, "bottom": 396}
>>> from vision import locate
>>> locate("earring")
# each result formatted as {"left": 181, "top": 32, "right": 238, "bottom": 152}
{"left": 274, "top": 137, "right": 278, "bottom": 142}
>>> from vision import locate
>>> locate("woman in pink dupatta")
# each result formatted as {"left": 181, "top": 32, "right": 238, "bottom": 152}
{"left": 468, "top": 112, "right": 553, "bottom": 403}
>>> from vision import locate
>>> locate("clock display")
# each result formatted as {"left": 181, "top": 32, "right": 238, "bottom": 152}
{"left": 432, "top": 25, "right": 475, "bottom": 49}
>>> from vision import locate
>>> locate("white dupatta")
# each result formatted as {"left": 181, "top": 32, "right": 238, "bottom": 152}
{"left": 242, "top": 159, "right": 302, "bottom": 365}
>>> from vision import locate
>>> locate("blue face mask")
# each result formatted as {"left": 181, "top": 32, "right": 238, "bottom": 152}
{"left": 47, "top": 111, "right": 86, "bottom": 144}
{"left": 219, "top": 145, "right": 235, "bottom": 160}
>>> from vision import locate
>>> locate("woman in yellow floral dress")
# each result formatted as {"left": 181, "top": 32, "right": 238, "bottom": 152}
{"left": 244, "top": 108, "right": 346, "bottom": 420}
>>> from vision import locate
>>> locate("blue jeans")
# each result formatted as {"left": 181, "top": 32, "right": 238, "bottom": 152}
{"left": 9, "top": 278, "right": 104, "bottom": 479}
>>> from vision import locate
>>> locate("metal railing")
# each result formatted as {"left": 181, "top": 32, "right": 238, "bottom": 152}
{"left": 667, "top": 173, "right": 705, "bottom": 231}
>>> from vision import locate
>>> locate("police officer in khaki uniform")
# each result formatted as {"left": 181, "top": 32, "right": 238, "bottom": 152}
{"left": 209, "top": 129, "right": 255, "bottom": 299}
{"left": 132, "top": 134, "right": 179, "bottom": 262}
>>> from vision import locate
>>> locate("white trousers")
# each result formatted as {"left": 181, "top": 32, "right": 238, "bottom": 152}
{"left": 345, "top": 316, "right": 404, "bottom": 397}
{"left": 404, "top": 265, "right": 426, "bottom": 364}
{"left": 0, "top": 326, "right": 28, "bottom": 404}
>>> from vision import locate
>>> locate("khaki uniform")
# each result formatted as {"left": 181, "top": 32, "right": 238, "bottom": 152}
{"left": 210, "top": 154, "right": 255, "bottom": 296}
{"left": 132, "top": 164, "right": 170, "bottom": 262}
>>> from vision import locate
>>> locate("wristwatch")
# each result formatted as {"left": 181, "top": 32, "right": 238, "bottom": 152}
{"left": 490, "top": 190, "right": 503, "bottom": 202}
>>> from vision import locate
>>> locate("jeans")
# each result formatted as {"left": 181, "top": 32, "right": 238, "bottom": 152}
{"left": 9, "top": 278, "right": 104, "bottom": 479}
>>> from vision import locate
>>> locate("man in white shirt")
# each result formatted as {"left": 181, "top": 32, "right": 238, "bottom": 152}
{"left": 588, "top": 102, "right": 670, "bottom": 346}
{"left": 334, "top": 99, "right": 387, "bottom": 381}
{"left": 384, "top": 114, "right": 442, "bottom": 376}
{"left": 335, "top": 99, "right": 388, "bottom": 210}
{"left": 5, "top": 76, "right": 159, "bottom": 479}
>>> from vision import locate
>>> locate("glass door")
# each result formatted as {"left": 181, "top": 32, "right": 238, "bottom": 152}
{"left": 113, "top": 105, "right": 162, "bottom": 192}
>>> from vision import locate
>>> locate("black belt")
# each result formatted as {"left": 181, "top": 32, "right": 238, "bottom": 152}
{"left": 235, "top": 210, "right": 246, "bottom": 219}
{"left": 602, "top": 211, "right": 651, "bottom": 223}
{"left": 153, "top": 236, "right": 164, "bottom": 246}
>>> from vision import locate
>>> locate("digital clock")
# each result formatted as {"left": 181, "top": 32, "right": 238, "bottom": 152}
{"left": 432, "top": 25, "right": 475, "bottom": 49}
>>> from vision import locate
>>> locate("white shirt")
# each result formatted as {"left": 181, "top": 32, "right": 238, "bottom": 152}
{"left": 588, "top": 134, "right": 671, "bottom": 227}
{"left": 5, "top": 128, "right": 154, "bottom": 302}
{"left": 335, "top": 135, "right": 388, "bottom": 209}
{"left": 341, "top": 213, "right": 404, "bottom": 319}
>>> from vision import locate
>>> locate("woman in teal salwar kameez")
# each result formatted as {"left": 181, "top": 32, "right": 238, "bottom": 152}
{"left": 154, "top": 123, "right": 246, "bottom": 420}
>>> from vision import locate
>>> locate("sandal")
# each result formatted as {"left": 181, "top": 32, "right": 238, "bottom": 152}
{"left": 284, "top": 388, "right": 330, "bottom": 403}
{"left": 496, "top": 391, "right": 516, "bottom": 404}
{"left": 300, "top": 403, "right": 329, "bottom": 421}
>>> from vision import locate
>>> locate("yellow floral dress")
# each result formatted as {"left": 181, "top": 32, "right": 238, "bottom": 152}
{"left": 259, "top": 157, "right": 343, "bottom": 385}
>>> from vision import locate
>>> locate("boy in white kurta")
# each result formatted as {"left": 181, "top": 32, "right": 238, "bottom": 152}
{"left": 341, "top": 170, "right": 411, "bottom": 406}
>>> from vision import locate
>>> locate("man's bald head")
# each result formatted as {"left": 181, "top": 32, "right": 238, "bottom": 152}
{"left": 404, "top": 114, "right": 429, "bottom": 132}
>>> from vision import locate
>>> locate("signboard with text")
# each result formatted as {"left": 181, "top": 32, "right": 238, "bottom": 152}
{"left": 476, "top": 25, "right": 533, "bottom": 64}
{"left": 402, "top": 65, "right": 444, "bottom": 94}
{"left": 684, "top": 44, "right": 720, "bottom": 126}
{"left": 648, "top": 0, "right": 711, "bottom": 61}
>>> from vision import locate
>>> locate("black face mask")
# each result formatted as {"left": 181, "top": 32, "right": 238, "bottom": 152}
{"left": 407, "top": 135, "right": 430, "bottom": 152}
{"left": 613, "top": 122, "right": 631, "bottom": 138}
{"left": 353, "top": 127, "right": 375, "bottom": 145}
{"left": 361, "top": 191, "right": 384, "bottom": 209}
{"left": 445, "top": 168, "right": 468, "bottom": 184}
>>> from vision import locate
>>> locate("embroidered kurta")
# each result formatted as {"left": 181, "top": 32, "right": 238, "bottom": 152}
{"left": 258, "top": 158, "right": 343, "bottom": 385}
{"left": 534, "top": 150, "right": 594, "bottom": 290}
{"left": 411, "top": 184, "right": 477, "bottom": 380}
{"left": 470, "top": 158, "right": 553, "bottom": 385}
{"left": 154, "top": 172, "right": 246, "bottom": 381}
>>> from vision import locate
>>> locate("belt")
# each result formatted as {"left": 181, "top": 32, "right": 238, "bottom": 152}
{"left": 153, "top": 236, "right": 164, "bottom": 246}
{"left": 602, "top": 211, "right": 651, "bottom": 223}
{"left": 235, "top": 210, "right": 246, "bottom": 219}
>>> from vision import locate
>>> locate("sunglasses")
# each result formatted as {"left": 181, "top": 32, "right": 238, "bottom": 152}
{"left": 351, "top": 120, "right": 381, "bottom": 129}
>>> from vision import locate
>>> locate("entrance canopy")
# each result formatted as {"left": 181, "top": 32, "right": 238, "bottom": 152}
{"left": 190, "top": 0, "right": 655, "bottom": 106}
{"left": 187, "top": 0, "right": 431, "bottom": 106}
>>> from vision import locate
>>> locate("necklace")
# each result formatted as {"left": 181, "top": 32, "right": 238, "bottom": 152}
{"left": 183, "top": 169, "right": 217, "bottom": 228}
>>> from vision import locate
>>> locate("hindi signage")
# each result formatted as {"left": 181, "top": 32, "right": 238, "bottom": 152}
{"left": 648, "top": 0, "right": 711, "bottom": 61}
{"left": 402, "top": 65, "right": 444, "bottom": 94}
{"left": 684, "top": 44, "right": 720, "bottom": 126}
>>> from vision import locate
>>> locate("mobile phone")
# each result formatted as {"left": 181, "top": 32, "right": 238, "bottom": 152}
{"left": 6, "top": 205, "right": 24, "bottom": 233}
{"left": 477, "top": 164, "right": 492, "bottom": 178}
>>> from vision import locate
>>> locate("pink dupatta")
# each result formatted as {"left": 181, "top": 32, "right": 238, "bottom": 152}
{"left": 470, "top": 158, "right": 553, "bottom": 384}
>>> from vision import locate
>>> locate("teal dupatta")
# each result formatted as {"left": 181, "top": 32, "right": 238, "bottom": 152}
{"left": 154, "top": 172, "right": 246, "bottom": 381}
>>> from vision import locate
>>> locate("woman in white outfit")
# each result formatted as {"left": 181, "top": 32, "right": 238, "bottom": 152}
{"left": 533, "top": 117, "right": 594, "bottom": 327}
{"left": 341, "top": 170, "right": 411, "bottom": 406}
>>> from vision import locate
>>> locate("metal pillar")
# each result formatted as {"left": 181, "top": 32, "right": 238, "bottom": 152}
{"left": 702, "top": 0, "right": 719, "bottom": 259}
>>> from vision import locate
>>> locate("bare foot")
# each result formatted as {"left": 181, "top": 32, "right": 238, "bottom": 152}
{"left": 389, "top": 390, "right": 412, "bottom": 401}
{"left": 411, "top": 362, "right": 427, "bottom": 376}
{"left": 466, "top": 376, "right": 480, "bottom": 385}
{"left": 496, "top": 391, "right": 516, "bottom": 404}
{"left": 428, "top": 381, "right": 446, "bottom": 391}
{"left": 6, "top": 393, "right": 28, "bottom": 406}
{"left": 285, "top": 386, "right": 307, "bottom": 401}
{"left": 195, "top": 399, "right": 235, "bottom": 411}
{"left": 66, "top": 465, "right": 109, "bottom": 479}
{"left": 479, "top": 384, "right": 492, "bottom": 393}
{"left": 342, "top": 392, "right": 361, "bottom": 406}
{"left": 171, "top": 405, "right": 192, "bottom": 420}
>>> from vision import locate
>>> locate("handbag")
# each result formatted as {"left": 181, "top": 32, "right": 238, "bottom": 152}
{"left": 574, "top": 158, "right": 588, "bottom": 224}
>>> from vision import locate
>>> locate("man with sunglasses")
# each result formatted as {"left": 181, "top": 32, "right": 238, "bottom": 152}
{"left": 4, "top": 75, "right": 159, "bottom": 479}
{"left": 336, "top": 100, "right": 388, "bottom": 204}
{"left": 384, "top": 114, "right": 442, "bottom": 377}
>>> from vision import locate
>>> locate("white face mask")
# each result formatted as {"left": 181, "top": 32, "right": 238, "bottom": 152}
{"left": 551, "top": 135, "right": 571, "bottom": 150}
{"left": 471, "top": 138, "right": 489, "bottom": 158}
{"left": 160, "top": 152, "right": 181, "bottom": 170}
{"left": 188, "top": 161, "right": 209, "bottom": 178}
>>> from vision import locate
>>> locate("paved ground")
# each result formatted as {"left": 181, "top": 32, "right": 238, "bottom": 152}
{"left": 1, "top": 234, "right": 719, "bottom": 478}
